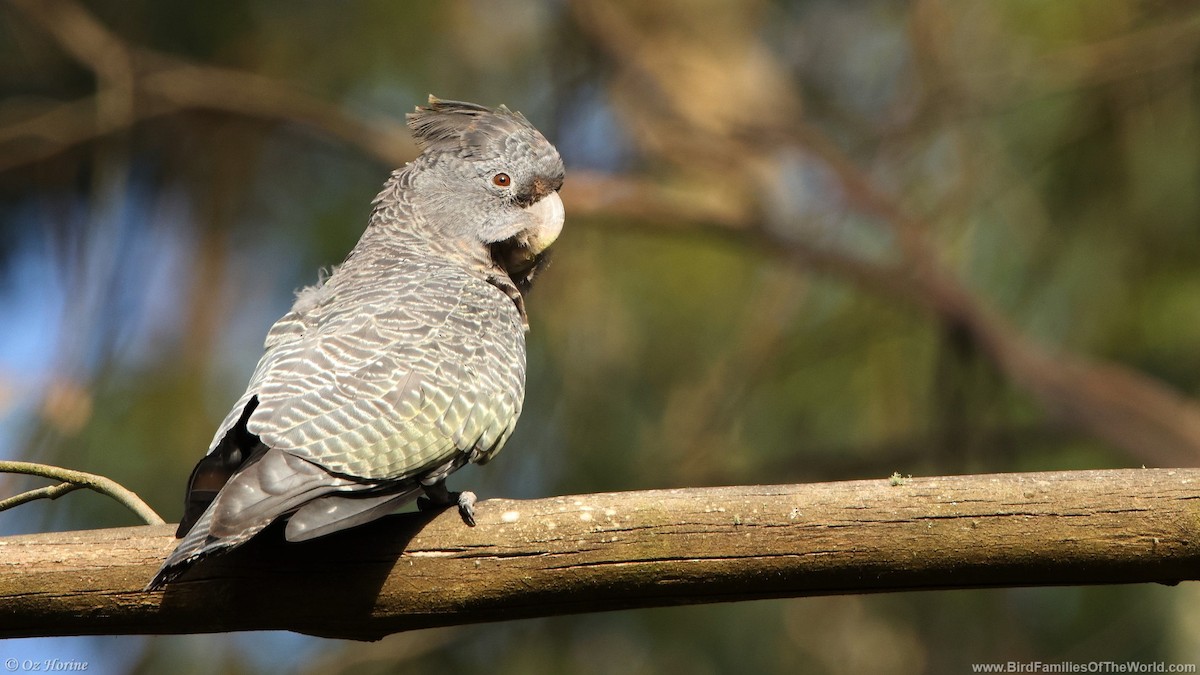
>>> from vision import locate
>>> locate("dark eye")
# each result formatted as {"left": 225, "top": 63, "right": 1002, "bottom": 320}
{"left": 493, "top": 173, "right": 511, "bottom": 187}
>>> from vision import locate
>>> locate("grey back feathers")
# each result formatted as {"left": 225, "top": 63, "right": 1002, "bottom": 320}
{"left": 148, "top": 97, "right": 565, "bottom": 589}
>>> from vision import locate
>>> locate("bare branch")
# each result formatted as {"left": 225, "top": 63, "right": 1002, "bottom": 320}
{"left": 0, "top": 469, "right": 1197, "bottom": 640}
{"left": 139, "top": 64, "right": 414, "bottom": 165}
{"left": 568, "top": 5, "right": 1200, "bottom": 467}
{"left": 776, "top": 123, "right": 1200, "bottom": 467}
{"left": 5, "top": 0, "right": 134, "bottom": 80}
{"left": 0, "top": 461, "right": 165, "bottom": 526}
{"left": 0, "top": 482, "right": 82, "bottom": 511}
{"left": 0, "top": 97, "right": 107, "bottom": 171}
{"left": 568, "top": 162, "right": 1200, "bottom": 469}
{"left": 0, "top": 0, "right": 414, "bottom": 172}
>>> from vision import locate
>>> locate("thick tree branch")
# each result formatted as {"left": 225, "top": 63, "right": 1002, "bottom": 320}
{"left": 0, "top": 468, "right": 1197, "bottom": 641}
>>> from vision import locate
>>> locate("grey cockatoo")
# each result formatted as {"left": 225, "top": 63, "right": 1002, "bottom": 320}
{"left": 147, "top": 97, "right": 565, "bottom": 589}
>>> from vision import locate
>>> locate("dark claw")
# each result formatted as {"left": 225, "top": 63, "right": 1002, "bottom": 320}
{"left": 457, "top": 491, "right": 477, "bottom": 527}
{"left": 419, "top": 482, "right": 477, "bottom": 526}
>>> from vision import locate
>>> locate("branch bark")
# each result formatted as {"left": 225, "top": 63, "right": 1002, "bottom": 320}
{"left": 1, "top": 468, "right": 1198, "bottom": 641}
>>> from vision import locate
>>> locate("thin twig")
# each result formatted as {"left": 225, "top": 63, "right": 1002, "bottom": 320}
{"left": 0, "top": 482, "right": 83, "bottom": 511}
{"left": 0, "top": 461, "right": 165, "bottom": 525}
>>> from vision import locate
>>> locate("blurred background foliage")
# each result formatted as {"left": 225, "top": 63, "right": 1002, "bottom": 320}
{"left": 2, "top": 0, "right": 1200, "bottom": 673}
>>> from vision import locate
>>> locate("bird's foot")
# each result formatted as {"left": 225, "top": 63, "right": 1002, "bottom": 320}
{"left": 456, "top": 491, "right": 477, "bottom": 527}
{"left": 418, "top": 483, "right": 477, "bottom": 526}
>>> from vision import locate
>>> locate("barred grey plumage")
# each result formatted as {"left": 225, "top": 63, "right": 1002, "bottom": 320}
{"left": 148, "top": 97, "right": 565, "bottom": 589}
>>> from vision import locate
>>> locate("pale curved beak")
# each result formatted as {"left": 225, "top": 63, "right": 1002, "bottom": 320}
{"left": 491, "top": 190, "right": 565, "bottom": 288}
{"left": 521, "top": 190, "right": 564, "bottom": 255}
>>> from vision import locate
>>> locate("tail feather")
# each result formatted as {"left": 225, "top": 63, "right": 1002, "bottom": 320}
{"left": 147, "top": 447, "right": 402, "bottom": 590}
{"left": 177, "top": 399, "right": 265, "bottom": 537}
{"left": 146, "top": 503, "right": 271, "bottom": 590}
{"left": 284, "top": 487, "right": 421, "bottom": 542}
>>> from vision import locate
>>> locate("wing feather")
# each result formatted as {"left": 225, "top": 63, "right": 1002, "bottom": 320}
{"left": 242, "top": 262, "right": 525, "bottom": 481}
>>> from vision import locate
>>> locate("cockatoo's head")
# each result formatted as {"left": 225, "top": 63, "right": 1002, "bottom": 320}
{"left": 400, "top": 96, "right": 565, "bottom": 291}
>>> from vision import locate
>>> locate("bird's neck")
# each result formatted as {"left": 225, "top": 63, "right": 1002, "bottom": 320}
{"left": 362, "top": 164, "right": 509, "bottom": 282}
